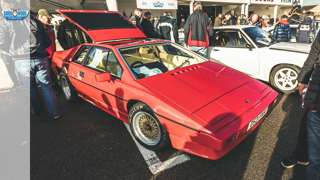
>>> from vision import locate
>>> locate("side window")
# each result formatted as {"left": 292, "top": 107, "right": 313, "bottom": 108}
{"left": 84, "top": 47, "right": 109, "bottom": 72}
{"left": 215, "top": 30, "right": 248, "bottom": 48}
{"left": 106, "top": 51, "right": 123, "bottom": 78}
{"left": 57, "top": 20, "right": 92, "bottom": 50}
{"left": 73, "top": 46, "right": 90, "bottom": 64}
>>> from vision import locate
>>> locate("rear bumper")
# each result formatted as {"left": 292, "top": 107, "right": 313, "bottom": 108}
{"left": 160, "top": 88, "right": 278, "bottom": 160}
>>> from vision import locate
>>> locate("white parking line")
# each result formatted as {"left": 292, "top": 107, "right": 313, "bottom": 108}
{"left": 124, "top": 123, "right": 190, "bottom": 175}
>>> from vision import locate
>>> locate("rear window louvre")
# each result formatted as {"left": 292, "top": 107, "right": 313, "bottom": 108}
{"left": 63, "top": 12, "right": 135, "bottom": 30}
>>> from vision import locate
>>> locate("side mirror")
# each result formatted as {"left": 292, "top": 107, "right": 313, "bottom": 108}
{"left": 246, "top": 43, "right": 253, "bottom": 51}
{"left": 95, "top": 72, "right": 111, "bottom": 82}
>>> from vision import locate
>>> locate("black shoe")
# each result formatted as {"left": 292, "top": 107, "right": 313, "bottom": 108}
{"left": 281, "top": 158, "right": 297, "bottom": 169}
{"left": 281, "top": 158, "right": 310, "bottom": 168}
{"left": 297, "top": 160, "right": 309, "bottom": 166}
{"left": 52, "top": 114, "right": 62, "bottom": 120}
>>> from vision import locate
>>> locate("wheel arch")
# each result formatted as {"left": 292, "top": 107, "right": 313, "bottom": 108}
{"left": 127, "top": 99, "right": 170, "bottom": 129}
{"left": 127, "top": 99, "right": 149, "bottom": 112}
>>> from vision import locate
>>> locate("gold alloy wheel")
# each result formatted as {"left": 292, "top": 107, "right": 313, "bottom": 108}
{"left": 132, "top": 111, "right": 161, "bottom": 146}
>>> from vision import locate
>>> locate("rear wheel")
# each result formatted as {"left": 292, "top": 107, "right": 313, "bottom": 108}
{"left": 129, "top": 102, "right": 169, "bottom": 150}
{"left": 60, "top": 73, "right": 78, "bottom": 101}
{"left": 270, "top": 65, "right": 300, "bottom": 94}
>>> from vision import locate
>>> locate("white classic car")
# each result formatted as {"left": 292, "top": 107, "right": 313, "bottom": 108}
{"left": 209, "top": 25, "right": 311, "bottom": 93}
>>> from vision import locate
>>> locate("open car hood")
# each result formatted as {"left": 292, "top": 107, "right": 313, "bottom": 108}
{"left": 56, "top": 9, "right": 146, "bottom": 42}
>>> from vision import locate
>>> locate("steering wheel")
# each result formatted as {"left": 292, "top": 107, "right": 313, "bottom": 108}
{"left": 131, "top": 61, "right": 144, "bottom": 68}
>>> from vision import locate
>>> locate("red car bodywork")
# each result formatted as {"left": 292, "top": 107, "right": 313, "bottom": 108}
{"left": 52, "top": 10, "right": 278, "bottom": 160}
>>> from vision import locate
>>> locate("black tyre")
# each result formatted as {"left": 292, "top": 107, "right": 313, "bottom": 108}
{"left": 270, "top": 64, "right": 300, "bottom": 94}
{"left": 129, "top": 102, "right": 169, "bottom": 150}
{"left": 59, "top": 73, "right": 78, "bottom": 101}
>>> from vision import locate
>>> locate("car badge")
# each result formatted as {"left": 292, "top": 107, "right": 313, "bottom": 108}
{"left": 2, "top": 9, "right": 29, "bottom": 21}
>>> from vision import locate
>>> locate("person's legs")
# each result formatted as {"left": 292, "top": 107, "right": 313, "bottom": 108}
{"left": 33, "top": 58, "right": 60, "bottom": 119}
{"left": 307, "top": 111, "right": 320, "bottom": 180}
{"left": 14, "top": 59, "right": 45, "bottom": 115}
{"left": 281, "top": 112, "right": 309, "bottom": 168}
{"left": 14, "top": 59, "right": 30, "bottom": 89}
{"left": 295, "top": 113, "right": 309, "bottom": 162}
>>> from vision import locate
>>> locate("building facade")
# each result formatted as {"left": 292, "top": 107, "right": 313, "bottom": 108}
{"left": 109, "top": 0, "right": 296, "bottom": 20}
{"left": 30, "top": 0, "right": 319, "bottom": 19}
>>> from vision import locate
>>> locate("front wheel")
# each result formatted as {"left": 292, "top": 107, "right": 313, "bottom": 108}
{"left": 129, "top": 103, "right": 169, "bottom": 150}
{"left": 270, "top": 65, "right": 300, "bottom": 94}
{"left": 59, "top": 73, "right": 78, "bottom": 101}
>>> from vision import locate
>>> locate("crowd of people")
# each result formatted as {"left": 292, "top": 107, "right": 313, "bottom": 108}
{"left": 127, "top": 4, "right": 318, "bottom": 54}
{"left": 128, "top": 8, "right": 178, "bottom": 43}
{"left": 213, "top": 10, "right": 318, "bottom": 43}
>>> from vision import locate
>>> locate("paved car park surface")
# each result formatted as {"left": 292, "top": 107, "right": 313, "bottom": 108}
{"left": 25, "top": 90, "right": 306, "bottom": 180}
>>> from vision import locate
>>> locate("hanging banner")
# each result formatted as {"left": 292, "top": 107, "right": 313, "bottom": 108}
{"left": 136, "top": 0, "right": 178, "bottom": 10}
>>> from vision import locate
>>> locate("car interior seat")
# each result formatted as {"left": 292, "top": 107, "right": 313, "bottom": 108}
{"left": 96, "top": 51, "right": 109, "bottom": 71}
{"left": 139, "top": 47, "right": 157, "bottom": 62}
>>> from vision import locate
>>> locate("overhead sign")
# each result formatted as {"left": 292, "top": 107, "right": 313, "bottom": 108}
{"left": 2, "top": 9, "right": 29, "bottom": 20}
{"left": 251, "top": 0, "right": 293, "bottom": 5}
{"left": 251, "top": 0, "right": 275, "bottom": 4}
{"left": 136, "top": 0, "right": 178, "bottom": 10}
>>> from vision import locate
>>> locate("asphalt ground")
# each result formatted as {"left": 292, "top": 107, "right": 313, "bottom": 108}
{"left": 1, "top": 87, "right": 307, "bottom": 180}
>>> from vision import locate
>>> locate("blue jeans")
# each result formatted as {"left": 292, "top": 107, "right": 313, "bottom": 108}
{"left": 189, "top": 46, "right": 208, "bottom": 58}
{"left": 307, "top": 111, "right": 320, "bottom": 180}
{"left": 15, "top": 58, "right": 59, "bottom": 118}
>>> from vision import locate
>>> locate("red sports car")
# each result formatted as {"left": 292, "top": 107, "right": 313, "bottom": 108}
{"left": 52, "top": 10, "right": 278, "bottom": 160}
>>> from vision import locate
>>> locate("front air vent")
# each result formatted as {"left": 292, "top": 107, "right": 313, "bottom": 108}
{"left": 171, "top": 66, "right": 200, "bottom": 76}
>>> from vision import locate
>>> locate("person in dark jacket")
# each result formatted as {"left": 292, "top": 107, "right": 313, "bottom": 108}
{"left": 141, "top": 11, "right": 160, "bottom": 39}
{"left": 37, "top": 9, "right": 55, "bottom": 59}
{"left": 157, "top": 12, "right": 177, "bottom": 42}
{"left": 230, "top": 10, "right": 237, "bottom": 25}
{"left": 184, "top": 1, "right": 212, "bottom": 57}
{"left": 15, "top": 15, "right": 61, "bottom": 120}
{"left": 272, "top": 15, "right": 291, "bottom": 42}
{"left": 296, "top": 31, "right": 320, "bottom": 180}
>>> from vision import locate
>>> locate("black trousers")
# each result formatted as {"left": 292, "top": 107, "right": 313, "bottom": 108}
{"left": 294, "top": 112, "right": 309, "bottom": 161}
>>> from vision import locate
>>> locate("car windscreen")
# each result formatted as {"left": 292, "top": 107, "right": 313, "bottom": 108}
{"left": 62, "top": 12, "right": 135, "bottom": 30}
{"left": 244, "top": 27, "right": 272, "bottom": 47}
{"left": 119, "top": 43, "right": 206, "bottom": 79}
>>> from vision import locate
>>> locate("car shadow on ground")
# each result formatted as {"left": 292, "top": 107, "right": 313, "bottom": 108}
{"left": 31, "top": 96, "right": 153, "bottom": 180}
{"left": 264, "top": 92, "right": 305, "bottom": 180}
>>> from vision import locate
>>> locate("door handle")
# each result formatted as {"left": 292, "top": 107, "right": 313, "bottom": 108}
{"left": 79, "top": 71, "right": 85, "bottom": 78}
{"left": 213, "top": 49, "right": 220, "bottom": 51}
